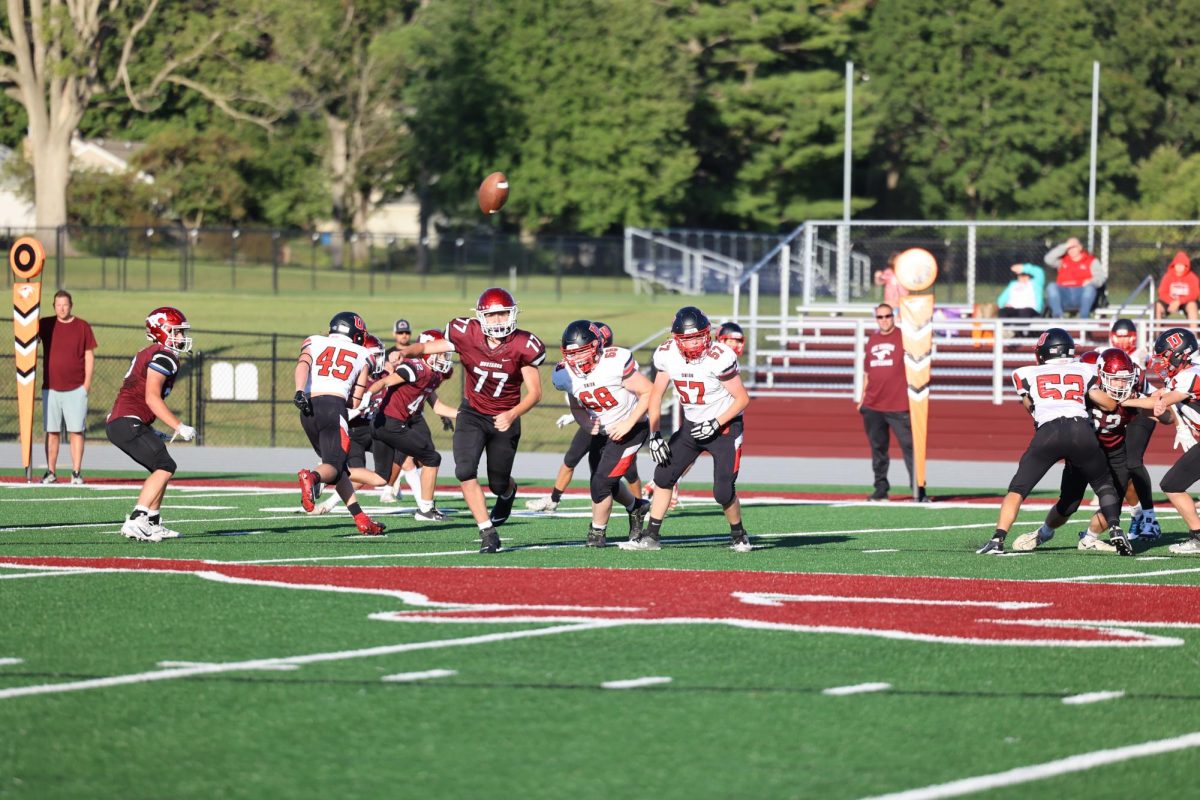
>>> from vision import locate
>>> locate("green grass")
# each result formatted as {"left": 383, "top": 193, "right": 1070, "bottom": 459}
{"left": 3, "top": 478, "right": 1200, "bottom": 798}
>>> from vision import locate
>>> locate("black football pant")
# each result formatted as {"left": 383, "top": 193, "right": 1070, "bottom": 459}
{"left": 1160, "top": 442, "right": 1200, "bottom": 494}
{"left": 590, "top": 420, "right": 650, "bottom": 503}
{"left": 1124, "top": 414, "right": 1157, "bottom": 508}
{"left": 372, "top": 414, "right": 442, "bottom": 481}
{"left": 106, "top": 417, "right": 176, "bottom": 474}
{"left": 1008, "top": 417, "right": 1121, "bottom": 528}
{"left": 453, "top": 405, "right": 521, "bottom": 497}
{"left": 861, "top": 407, "right": 915, "bottom": 492}
{"left": 1056, "top": 445, "right": 1129, "bottom": 519}
{"left": 563, "top": 424, "right": 604, "bottom": 474}
{"left": 654, "top": 417, "right": 743, "bottom": 508}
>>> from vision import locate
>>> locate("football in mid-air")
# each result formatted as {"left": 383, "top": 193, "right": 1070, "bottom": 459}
{"left": 478, "top": 172, "right": 509, "bottom": 215}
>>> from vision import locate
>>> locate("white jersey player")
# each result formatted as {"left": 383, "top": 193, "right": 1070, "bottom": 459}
{"left": 622, "top": 306, "right": 751, "bottom": 553}
{"left": 1010, "top": 360, "right": 1097, "bottom": 427}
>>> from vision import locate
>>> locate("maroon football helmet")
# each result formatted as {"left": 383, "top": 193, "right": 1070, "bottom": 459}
{"left": 419, "top": 329, "right": 453, "bottom": 373}
{"left": 1097, "top": 347, "right": 1136, "bottom": 401}
{"left": 1109, "top": 318, "right": 1137, "bottom": 356}
{"left": 1079, "top": 350, "right": 1101, "bottom": 365}
{"left": 475, "top": 287, "right": 518, "bottom": 339}
{"left": 363, "top": 334, "right": 386, "bottom": 376}
{"left": 146, "top": 306, "right": 192, "bottom": 353}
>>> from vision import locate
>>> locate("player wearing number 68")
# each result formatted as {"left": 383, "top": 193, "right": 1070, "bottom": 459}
{"left": 395, "top": 287, "right": 546, "bottom": 553}
{"left": 620, "top": 306, "right": 751, "bottom": 553}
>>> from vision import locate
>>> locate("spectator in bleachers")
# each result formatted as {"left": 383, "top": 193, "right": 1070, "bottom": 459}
{"left": 997, "top": 263, "right": 1045, "bottom": 320}
{"left": 1155, "top": 250, "right": 1199, "bottom": 323}
{"left": 1043, "top": 237, "right": 1106, "bottom": 318}
{"left": 873, "top": 253, "right": 910, "bottom": 308}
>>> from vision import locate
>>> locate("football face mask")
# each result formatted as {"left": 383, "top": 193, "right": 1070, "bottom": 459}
{"left": 419, "top": 330, "right": 453, "bottom": 374}
{"left": 674, "top": 329, "right": 710, "bottom": 361}
{"left": 562, "top": 341, "right": 600, "bottom": 374}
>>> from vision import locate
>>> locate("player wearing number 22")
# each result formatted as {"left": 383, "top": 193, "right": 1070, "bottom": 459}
{"left": 624, "top": 305, "right": 751, "bottom": 552}
{"left": 397, "top": 288, "right": 546, "bottom": 553}
{"left": 105, "top": 307, "right": 198, "bottom": 542}
{"left": 978, "top": 328, "right": 1129, "bottom": 555}
{"left": 552, "top": 320, "right": 653, "bottom": 548}
{"left": 293, "top": 311, "right": 386, "bottom": 536}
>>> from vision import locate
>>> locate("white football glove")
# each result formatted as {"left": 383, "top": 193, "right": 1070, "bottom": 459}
{"left": 691, "top": 419, "right": 721, "bottom": 441}
{"left": 347, "top": 391, "right": 372, "bottom": 422}
{"left": 1174, "top": 418, "right": 1197, "bottom": 452}
{"left": 174, "top": 423, "right": 196, "bottom": 442}
{"left": 649, "top": 433, "right": 671, "bottom": 465}
{"left": 555, "top": 413, "right": 575, "bottom": 429}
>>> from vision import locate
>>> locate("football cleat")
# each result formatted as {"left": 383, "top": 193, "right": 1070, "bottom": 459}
{"left": 121, "top": 516, "right": 162, "bottom": 543}
{"left": 585, "top": 527, "right": 607, "bottom": 548}
{"left": 413, "top": 507, "right": 448, "bottom": 522}
{"left": 627, "top": 499, "right": 651, "bottom": 541}
{"left": 70, "top": 471, "right": 84, "bottom": 485}
{"left": 378, "top": 485, "right": 398, "bottom": 504}
{"left": 149, "top": 522, "right": 181, "bottom": 540}
{"left": 354, "top": 514, "right": 386, "bottom": 536}
{"left": 730, "top": 533, "right": 753, "bottom": 553}
{"left": 1129, "top": 513, "right": 1162, "bottom": 541}
{"left": 525, "top": 495, "right": 559, "bottom": 513}
{"left": 1012, "top": 527, "right": 1054, "bottom": 551}
{"left": 1077, "top": 532, "right": 1117, "bottom": 553}
{"left": 618, "top": 533, "right": 661, "bottom": 551}
{"left": 976, "top": 537, "right": 1005, "bottom": 555}
{"left": 1109, "top": 526, "right": 1134, "bottom": 557}
{"left": 490, "top": 490, "right": 516, "bottom": 526}
{"left": 40, "top": 471, "right": 57, "bottom": 485}
{"left": 297, "top": 469, "right": 321, "bottom": 513}
{"left": 480, "top": 527, "right": 502, "bottom": 554}
{"left": 1168, "top": 536, "right": 1200, "bottom": 555}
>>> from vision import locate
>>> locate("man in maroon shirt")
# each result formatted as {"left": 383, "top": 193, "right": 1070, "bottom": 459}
{"left": 858, "top": 303, "right": 925, "bottom": 501}
{"left": 397, "top": 288, "right": 545, "bottom": 553}
{"left": 38, "top": 291, "right": 98, "bottom": 484}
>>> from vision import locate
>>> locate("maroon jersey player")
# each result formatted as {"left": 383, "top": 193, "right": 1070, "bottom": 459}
{"left": 104, "top": 307, "right": 197, "bottom": 542}
{"left": 396, "top": 288, "right": 545, "bottom": 553}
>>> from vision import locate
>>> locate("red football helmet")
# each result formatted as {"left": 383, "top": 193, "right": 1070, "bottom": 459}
{"left": 1079, "top": 350, "right": 1101, "bottom": 365}
{"left": 1109, "top": 318, "right": 1137, "bottom": 355}
{"left": 562, "top": 320, "right": 600, "bottom": 374}
{"left": 363, "top": 334, "right": 386, "bottom": 376}
{"left": 717, "top": 321, "right": 745, "bottom": 356}
{"left": 146, "top": 307, "right": 191, "bottom": 353}
{"left": 475, "top": 287, "right": 518, "bottom": 339}
{"left": 1098, "top": 347, "right": 1137, "bottom": 402}
{"left": 419, "top": 329, "right": 453, "bottom": 373}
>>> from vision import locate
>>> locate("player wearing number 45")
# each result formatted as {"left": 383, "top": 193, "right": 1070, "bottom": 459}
{"left": 978, "top": 328, "right": 1128, "bottom": 555}
{"left": 395, "top": 288, "right": 546, "bottom": 554}
{"left": 293, "top": 311, "right": 387, "bottom": 536}
{"left": 104, "top": 307, "right": 197, "bottom": 543}
{"left": 623, "top": 306, "right": 751, "bottom": 552}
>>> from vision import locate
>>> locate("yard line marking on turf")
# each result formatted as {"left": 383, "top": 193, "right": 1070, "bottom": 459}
{"left": 0, "top": 568, "right": 108, "bottom": 580}
{"left": 163, "top": 505, "right": 235, "bottom": 511}
{"left": 381, "top": 669, "right": 458, "bottom": 683}
{"left": 0, "top": 621, "right": 622, "bottom": 702}
{"left": 733, "top": 593, "right": 1049, "bottom": 611}
{"left": 0, "top": 513, "right": 358, "bottom": 533}
{"left": 1135, "top": 557, "right": 1171, "bottom": 561}
{"left": 1062, "top": 690, "right": 1124, "bottom": 705}
{"left": 0, "top": 658, "right": 24, "bottom": 666}
{"left": 231, "top": 548, "right": 483, "bottom": 564}
{"left": 822, "top": 682, "right": 891, "bottom": 696}
{"left": 1045, "top": 567, "right": 1200, "bottom": 583}
{"left": 858, "top": 731, "right": 1200, "bottom": 800}
{"left": 601, "top": 676, "right": 672, "bottom": 690}
{"left": 157, "top": 660, "right": 299, "bottom": 671}
{"left": 863, "top": 549, "right": 899, "bottom": 553}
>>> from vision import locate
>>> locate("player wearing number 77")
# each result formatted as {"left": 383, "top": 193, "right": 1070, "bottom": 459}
{"left": 977, "top": 328, "right": 1128, "bottom": 555}
{"left": 621, "top": 306, "right": 751, "bottom": 552}
{"left": 394, "top": 288, "right": 546, "bottom": 553}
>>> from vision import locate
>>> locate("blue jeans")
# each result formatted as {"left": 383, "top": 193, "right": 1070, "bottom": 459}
{"left": 1046, "top": 283, "right": 1097, "bottom": 318}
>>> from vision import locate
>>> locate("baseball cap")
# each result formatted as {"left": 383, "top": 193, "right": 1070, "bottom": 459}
{"left": 393, "top": 319, "right": 411, "bottom": 333}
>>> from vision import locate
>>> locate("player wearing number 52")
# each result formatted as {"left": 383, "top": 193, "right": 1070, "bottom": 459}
{"left": 293, "top": 311, "right": 386, "bottom": 536}
{"left": 394, "top": 288, "right": 546, "bottom": 554}
{"left": 621, "top": 306, "right": 751, "bottom": 553}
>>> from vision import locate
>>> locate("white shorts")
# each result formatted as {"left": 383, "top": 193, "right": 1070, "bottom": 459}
{"left": 43, "top": 387, "right": 88, "bottom": 434}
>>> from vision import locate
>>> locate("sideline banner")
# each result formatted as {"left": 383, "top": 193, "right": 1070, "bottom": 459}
{"left": 894, "top": 248, "right": 938, "bottom": 497}
{"left": 10, "top": 237, "right": 45, "bottom": 481}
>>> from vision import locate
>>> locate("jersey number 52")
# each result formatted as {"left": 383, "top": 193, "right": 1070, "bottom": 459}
{"left": 1035, "top": 373, "right": 1086, "bottom": 402}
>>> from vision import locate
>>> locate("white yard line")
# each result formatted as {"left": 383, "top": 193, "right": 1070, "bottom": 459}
{"left": 600, "top": 676, "right": 672, "bottom": 690}
{"left": 859, "top": 732, "right": 1200, "bottom": 800}
{"left": 381, "top": 669, "right": 457, "bottom": 683}
{"left": 0, "top": 569, "right": 109, "bottom": 580}
{"left": 0, "top": 621, "right": 622, "bottom": 701}
{"left": 1045, "top": 567, "right": 1200, "bottom": 583}
{"left": 1062, "top": 690, "right": 1124, "bottom": 705}
{"left": 0, "top": 658, "right": 24, "bottom": 666}
{"left": 822, "top": 682, "right": 891, "bottom": 696}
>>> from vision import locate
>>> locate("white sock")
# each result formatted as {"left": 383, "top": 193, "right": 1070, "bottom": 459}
{"left": 322, "top": 494, "right": 341, "bottom": 511}
{"left": 477, "top": 520, "right": 493, "bottom": 532}
{"left": 1130, "top": 504, "right": 1143, "bottom": 518}
{"left": 417, "top": 497, "right": 434, "bottom": 513}
{"left": 403, "top": 469, "right": 422, "bottom": 502}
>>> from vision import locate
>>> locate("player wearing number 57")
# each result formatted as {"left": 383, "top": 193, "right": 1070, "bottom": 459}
{"left": 394, "top": 288, "right": 546, "bottom": 554}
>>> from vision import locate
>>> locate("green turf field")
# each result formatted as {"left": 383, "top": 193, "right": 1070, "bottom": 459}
{"left": 4, "top": 477, "right": 1200, "bottom": 799}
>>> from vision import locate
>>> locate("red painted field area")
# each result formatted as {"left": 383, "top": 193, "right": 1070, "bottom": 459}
{"left": 6, "top": 557, "right": 1199, "bottom": 647}
{"left": 746, "top": 396, "right": 1178, "bottom": 463}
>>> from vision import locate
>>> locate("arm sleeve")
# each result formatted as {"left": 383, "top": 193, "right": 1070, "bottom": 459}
{"left": 395, "top": 363, "right": 419, "bottom": 384}
{"left": 148, "top": 351, "right": 179, "bottom": 377}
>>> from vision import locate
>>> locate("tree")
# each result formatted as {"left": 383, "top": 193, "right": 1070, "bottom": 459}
{"left": 408, "top": 0, "right": 697, "bottom": 235}
{"left": 132, "top": 127, "right": 254, "bottom": 227}
{"left": 0, "top": 1, "right": 278, "bottom": 246}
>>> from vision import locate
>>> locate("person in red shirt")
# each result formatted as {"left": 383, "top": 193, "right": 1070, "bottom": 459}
{"left": 1044, "top": 237, "right": 1106, "bottom": 318}
{"left": 1155, "top": 251, "right": 1200, "bottom": 322}
{"left": 38, "top": 290, "right": 98, "bottom": 484}
{"left": 858, "top": 304, "right": 925, "bottom": 502}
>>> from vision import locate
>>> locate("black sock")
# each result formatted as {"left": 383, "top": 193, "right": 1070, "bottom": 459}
{"left": 550, "top": 488, "right": 563, "bottom": 503}
{"left": 1191, "top": 529, "right": 1200, "bottom": 540}
{"left": 148, "top": 513, "right": 161, "bottom": 525}
{"left": 994, "top": 528, "right": 1008, "bottom": 542}
{"left": 347, "top": 502, "right": 363, "bottom": 516}
{"left": 646, "top": 517, "right": 663, "bottom": 540}
{"left": 730, "top": 521, "right": 745, "bottom": 535}
{"left": 130, "top": 508, "right": 148, "bottom": 520}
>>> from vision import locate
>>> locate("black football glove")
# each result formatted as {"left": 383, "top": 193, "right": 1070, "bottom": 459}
{"left": 293, "top": 390, "right": 313, "bottom": 417}
{"left": 691, "top": 419, "right": 721, "bottom": 441}
{"left": 649, "top": 432, "right": 671, "bottom": 465}
{"left": 441, "top": 416, "right": 455, "bottom": 432}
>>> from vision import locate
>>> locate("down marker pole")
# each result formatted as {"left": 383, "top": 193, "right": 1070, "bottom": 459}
{"left": 10, "top": 237, "right": 46, "bottom": 483}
